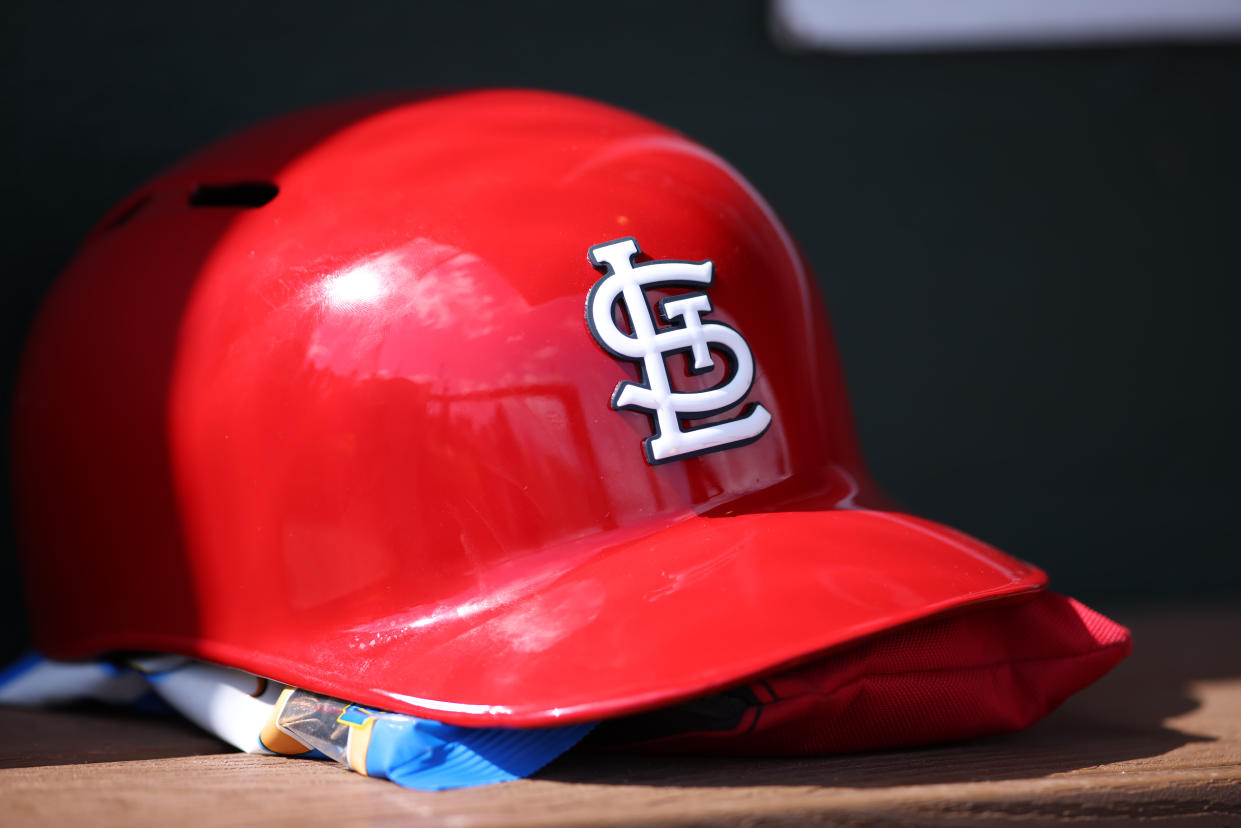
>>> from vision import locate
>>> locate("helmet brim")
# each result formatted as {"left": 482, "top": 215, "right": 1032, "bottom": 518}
{"left": 171, "top": 507, "right": 1045, "bottom": 727}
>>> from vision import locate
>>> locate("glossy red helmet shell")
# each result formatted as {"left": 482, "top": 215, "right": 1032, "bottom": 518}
{"left": 13, "top": 90, "right": 1044, "bottom": 726}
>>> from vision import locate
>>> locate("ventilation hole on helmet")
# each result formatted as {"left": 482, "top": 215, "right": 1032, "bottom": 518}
{"left": 100, "top": 193, "right": 152, "bottom": 231}
{"left": 188, "top": 181, "right": 278, "bottom": 208}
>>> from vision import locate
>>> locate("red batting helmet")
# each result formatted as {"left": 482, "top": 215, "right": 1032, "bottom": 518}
{"left": 12, "top": 90, "right": 1044, "bottom": 726}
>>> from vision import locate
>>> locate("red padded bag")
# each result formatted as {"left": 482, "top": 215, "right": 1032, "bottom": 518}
{"left": 594, "top": 592, "right": 1130, "bottom": 753}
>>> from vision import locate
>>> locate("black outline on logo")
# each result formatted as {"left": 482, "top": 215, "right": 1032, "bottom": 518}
{"left": 583, "top": 236, "right": 772, "bottom": 465}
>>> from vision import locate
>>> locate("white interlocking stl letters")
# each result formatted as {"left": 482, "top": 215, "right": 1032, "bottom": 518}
{"left": 585, "top": 237, "right": 772, "bottom": 464}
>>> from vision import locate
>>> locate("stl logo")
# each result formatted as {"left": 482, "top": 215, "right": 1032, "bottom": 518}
{"left": 585, "top": 237, "right": 772, "bottom": 464}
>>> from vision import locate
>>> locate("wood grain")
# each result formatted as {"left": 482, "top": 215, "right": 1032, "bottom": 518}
{"left": 1, "top": 600, "right": 1237, "bottom": 825}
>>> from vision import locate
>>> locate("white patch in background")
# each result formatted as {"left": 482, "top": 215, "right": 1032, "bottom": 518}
{"left": 771, "top": 0, "right": 1241, "bottom": 52}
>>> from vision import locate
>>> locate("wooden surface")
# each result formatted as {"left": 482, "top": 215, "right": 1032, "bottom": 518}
{"left": 1, "top": 600, "right": 1238, "bottom": 825}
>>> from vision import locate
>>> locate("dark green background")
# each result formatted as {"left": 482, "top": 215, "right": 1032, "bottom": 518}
{"left": 3, "top": 1, "right": 1239, "bottom": 661}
